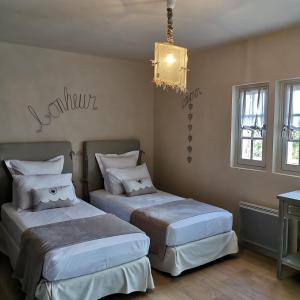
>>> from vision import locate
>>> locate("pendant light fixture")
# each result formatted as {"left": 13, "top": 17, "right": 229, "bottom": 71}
{"left": 152, "top": 0, "right": 188, "bottom": 93}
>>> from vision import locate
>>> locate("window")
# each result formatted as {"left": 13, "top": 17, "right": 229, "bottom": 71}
{"left": 278, "top": 80, "right": 300, "bottom": 173}
{"left": 232, "top": 84, "right": 268, "bottom": 168}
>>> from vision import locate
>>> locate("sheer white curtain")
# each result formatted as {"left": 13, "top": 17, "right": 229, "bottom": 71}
{"left": 285, "top": 84, "right": 300, "bottom": 133}
{"left": 240, "top": 88, "right": 266, "bottom": 132}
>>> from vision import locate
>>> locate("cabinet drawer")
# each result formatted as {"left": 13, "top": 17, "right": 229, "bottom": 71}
{"left": 288, "top": 204, "right": 300, "bottom": 218}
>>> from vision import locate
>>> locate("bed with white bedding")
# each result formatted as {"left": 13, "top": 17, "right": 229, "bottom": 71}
{"left": 0, "top": 141, "right": 154, "bottom": 300}
{"left": 90, "top": 189, "right": 238, "bottom": 275}
{"left": 1, "top": 200, "right": 150, "bottom": 281}
{"left": 83, "top": 140, "right": 239, "bottom": 276}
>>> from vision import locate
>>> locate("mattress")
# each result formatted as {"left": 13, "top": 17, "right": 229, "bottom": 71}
{"left": 90, "top": 190, "right": 233, "bottom": 247}
{"left": 1, "top": 200, "right": 149, "bottom": 282}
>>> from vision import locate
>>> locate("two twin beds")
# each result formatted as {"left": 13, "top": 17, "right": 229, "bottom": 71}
{"left": 0, "top": 140, "right": 238, "bottom": 300}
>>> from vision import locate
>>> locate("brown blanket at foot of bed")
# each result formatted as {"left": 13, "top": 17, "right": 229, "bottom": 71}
{"left": 130, "top": 199, "right": 224, "bottom": 257}
{"left": 14, "top": 213, "right": 143, "bottom": 300}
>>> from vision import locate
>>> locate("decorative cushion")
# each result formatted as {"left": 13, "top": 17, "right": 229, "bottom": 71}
{"left": 32, "top": 185, "right": 78, "bottom": 211}
{"left": 12, "top": 173, "right": 75, "bottom": 211}
{"left": 95, "top": 151, "right": 139, "bottom": 192}
{"left": 5, "top": 155, "right": 64, "bottom": 176}
{"left": 123, "top": 177, "right": 156, "bottom": 197}
{"left": 106, "top": 163, "right": 152, "bottom": 195}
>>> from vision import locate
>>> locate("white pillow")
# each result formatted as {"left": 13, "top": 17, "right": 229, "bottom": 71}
{"left": 5, "top": 155, "right": 64, "bottom": 176}
{"left": 106, "top": 163, "right": 151, "bottom": 195}
{"left": 12, "top": 173, "right": 75, "bottom": 211}
{"left": 123, "top": 177, "right": 156, "bottom": 197}
{"left": 95, "top": 150, "right": 139, "bottom": 191}
{"left": 32, "top": 185, "right": 78, "bottom": 211}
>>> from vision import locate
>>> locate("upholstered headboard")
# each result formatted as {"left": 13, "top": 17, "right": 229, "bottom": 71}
{"left": 83, "top": 139, "right": 140, "bottom": 199}
{"left": 0, "top": 141, "right": 73, "bottom": 209}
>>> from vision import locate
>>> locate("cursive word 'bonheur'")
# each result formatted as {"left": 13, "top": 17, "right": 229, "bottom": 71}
{"left": 28, "top": 87, "right": 98, "bottom": 133}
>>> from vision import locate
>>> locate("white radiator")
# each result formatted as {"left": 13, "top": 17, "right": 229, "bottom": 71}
{"left": 240, "top": 201, "right": 279, "bottom": 258}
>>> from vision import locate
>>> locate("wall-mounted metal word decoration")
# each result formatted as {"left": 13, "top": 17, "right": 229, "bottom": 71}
{"left": 28, "top": 87, "right": 98, "bottom": 133}
{"left": 182, "top": 87, "right": 202, "bottom": 163}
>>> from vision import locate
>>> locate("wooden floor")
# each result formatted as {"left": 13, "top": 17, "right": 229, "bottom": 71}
{"left": 1, "top": 249, "right": 300, "bottom": 300}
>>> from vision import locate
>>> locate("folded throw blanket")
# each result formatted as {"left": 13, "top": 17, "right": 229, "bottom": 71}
{"left": 130, "top": 199, "right": 224, "bottom": 257}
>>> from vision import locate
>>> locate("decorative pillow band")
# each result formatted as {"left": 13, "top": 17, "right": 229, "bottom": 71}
{"left": 5, "top": 155, "right": 64, "bottom": 176}
{"left": 106, "top": 163, "right": 152, "bottom": 195}
{"left": 95, "top": 150, "right": 139, "bottom": 192}
{"left": 32, "top": 185, "right": 79, "bottom": 211}
{"left": 122, "top": 177, "right": 157, "bottom": 197}
{"left": 12, "top": 173, "right": 74, "bottom": 211}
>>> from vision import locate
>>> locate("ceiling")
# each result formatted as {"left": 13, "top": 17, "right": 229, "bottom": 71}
{"left": 0, "top": 0, "right": 300, "bottom": 60}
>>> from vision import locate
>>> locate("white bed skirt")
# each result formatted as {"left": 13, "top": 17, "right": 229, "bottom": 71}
{"left": 35, "top": 256, "right": 154, "bottom": 300}
{"left": 0, "top": 223, "right": 154, "bottom": 300}
{"left": 149, "top": 230, "right": 238, "bottom": 276}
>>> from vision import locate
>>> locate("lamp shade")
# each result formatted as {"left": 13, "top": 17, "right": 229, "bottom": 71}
{"left": 153, "top": 42, "right": 188, "bottom": 93}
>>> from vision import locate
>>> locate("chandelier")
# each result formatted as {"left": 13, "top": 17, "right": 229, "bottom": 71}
{"left": 152, "top": 0, "right": 188, "bottom": 93}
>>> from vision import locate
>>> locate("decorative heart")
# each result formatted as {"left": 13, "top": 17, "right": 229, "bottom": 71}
{"left": 188, "top": 124, "right": 192, "bottom": 131}
{"left": 187, "top": 156, "right": 192, "bottom": 163}
{"left": 188, "top": 135, "right": 192, "bottom": 142}
{"left": 188, "top": 113, "right": 193, "bottom": 120}
{"left": 187, "top": 146, "right": 192, "bottom": 152}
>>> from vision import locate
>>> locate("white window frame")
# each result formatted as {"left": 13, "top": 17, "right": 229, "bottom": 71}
{"left": 231, "top": 83, "right": 268, "bottom": 169}
{"left": 275, "top": 79, "right": 300, "bottom": 174}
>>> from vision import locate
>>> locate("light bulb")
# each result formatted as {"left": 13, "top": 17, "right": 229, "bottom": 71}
{"left": 165, "top": 53, "right": 175, "bottom": 65}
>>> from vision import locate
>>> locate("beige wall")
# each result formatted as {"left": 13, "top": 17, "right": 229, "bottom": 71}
{"left": 2, "top": 26, "right": 300, "bottom": 229}
{"left": 0, "top": 42, "right": 154, "bottom": 195}
{"left": 154, "top": 26, "right": 300, "bottom": 230}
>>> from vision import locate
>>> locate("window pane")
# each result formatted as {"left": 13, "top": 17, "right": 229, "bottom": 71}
{"left": 286, "top": 85, "right": 300, "bottom": 129}
{"left": 291, "top": 116, "right": 300, "bottom": 128}
{"left": 289, "top": 130, "right": 300, "bottom": 141}
{"left": 287, "top": 141, "right": 300, "bottom": 165}
{"left": 253, "top": 140, "right": 263, "bottom": 161}
{"left": 292, "top": 89, "right": 300, "bottom": 114}
{"left": 242, "top": 129, "right": 251, "bottom": 137}
{"left": 253, "top": 129, "right": 263, "bottom": 138}
{"left": 241, "top": 139, "right": 251, "bottom": 160}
